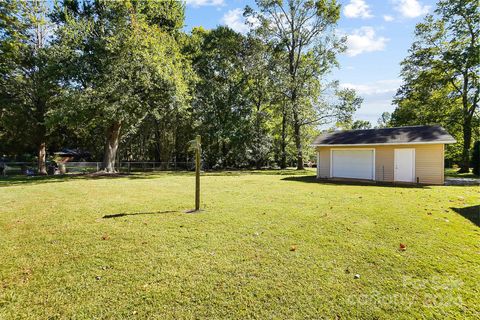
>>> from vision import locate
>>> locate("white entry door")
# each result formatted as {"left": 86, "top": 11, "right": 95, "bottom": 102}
{"left": 394, "top": 149, "right": 415, "bottom": 182}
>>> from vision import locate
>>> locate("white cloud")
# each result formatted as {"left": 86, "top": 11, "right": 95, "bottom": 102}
{"left": 345, "top": 27, "right": 388, "bottom": 56}
{"left": 341, "top": 79, "right": 402, "bottom": 121}
{"left": 344, "top": 0, "right": 373, "bottom": 19}
{"left": 341, "top": 79, "right": 402, "bottom": 95}
{"left": 394, "top": 0, "right": 430, "bottom": 18}
{"left": 383, "top": 15, "right": 394, "bottom": 21}
{"left": 186, "top": 0, "right": 224, "bottom": 7}
{"left": 221, "top": 8, "right": 258, "bottom": 34}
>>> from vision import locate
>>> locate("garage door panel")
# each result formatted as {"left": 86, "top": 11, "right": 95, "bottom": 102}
{"left": 332, "top": 150, "right": 374, "bottom": 180}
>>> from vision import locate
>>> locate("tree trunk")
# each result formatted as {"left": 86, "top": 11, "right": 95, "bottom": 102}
{"left": 35, "top": 111, "right": 47, "bottom": 175}
{"left": 458, "top": 72, "right": 472, "bottom": 173}
{"left": 101, "top": 122, "right": 122, "bottom": 173}
{"left": 37, "top": 141, "right": 47, "bottom": 175}
{"left": 293, "top": 109, "right": 304, "bottom": 170}
{"left": 280, "top": 105, "right": 287, "bottom": 169}
{"left": 255, "top": 103, "right": 262, "bottom": 170}
{"left": 458, "top": 117, "right": 472, "bottom": 173}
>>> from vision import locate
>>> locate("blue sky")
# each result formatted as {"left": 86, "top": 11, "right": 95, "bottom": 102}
{"left": 184, "top": 0, "right": 436, "bottom": 125}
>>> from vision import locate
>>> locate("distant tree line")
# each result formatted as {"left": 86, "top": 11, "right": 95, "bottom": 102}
{"left": 1, "top": 0, "right": 477, "bottom": 174}
{"left": 391, "top": 0, "right": 479, "bottom": 172}
{"left": 1, "top": 0, "right": 364, "bottom": 173}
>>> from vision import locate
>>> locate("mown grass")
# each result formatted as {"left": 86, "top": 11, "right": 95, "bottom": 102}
{"left": 0, "top": 170, "right": 479, "bottom": 319}
{"left": 445, "top": 168, "right": 479, "bottom": 178}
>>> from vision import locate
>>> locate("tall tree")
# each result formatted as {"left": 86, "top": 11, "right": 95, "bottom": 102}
{"left": 377, "top": 112, "right": 391, "bottom": 128}
{"left": 0, "top": 0, "right": 56, "bottom": 174}
{"left": 248, "top": 0, "right": 344, "bottom": 169}
{"left": 190, "top": 27, "right": 253, "bottom": 168}
{"left": 334, "top": 88, "right": 364, "bottom": 129}
{"left": 351, "top": 120, "right": 372, "bottom": 130}
{"left": 392, "top": 0, "right": 479, "bottom": 172}
{"left": 243, "top": 36, "right": 277, "bottom": 169}
{"left": 52, "top": 0, "right": 192, "bottom": 172}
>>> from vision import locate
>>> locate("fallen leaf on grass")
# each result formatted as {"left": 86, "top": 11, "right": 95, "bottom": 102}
{"left": 290, "top": 245, "right": 297, "bottom": 252}
{"left": 101, "top": 234, "right": 110, "bottom": 240}
{"left": 21, "top": 268, "right": 32, "bottom": 283}
{"left": 399, "top": 243, "right": 407, "bottom": 251}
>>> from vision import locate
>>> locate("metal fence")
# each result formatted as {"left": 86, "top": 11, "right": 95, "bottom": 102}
{"left": 0, "top": 161, "right": 194, "bottom": 176}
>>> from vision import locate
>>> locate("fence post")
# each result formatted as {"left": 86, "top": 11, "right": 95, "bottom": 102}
{"left": 96, "top": 162, "right": 99, "bottom": 172}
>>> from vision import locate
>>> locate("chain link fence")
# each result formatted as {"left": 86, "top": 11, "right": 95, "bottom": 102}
{"left": 0, "top": 161, "right": 195, "bottom": 176}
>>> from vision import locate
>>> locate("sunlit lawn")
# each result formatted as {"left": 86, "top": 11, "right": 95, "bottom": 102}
{"left": 445, "top": 168, "right": 479, "bottom": 179}
{"left": 0, "top": 171, "right": 479, "bottom": 319}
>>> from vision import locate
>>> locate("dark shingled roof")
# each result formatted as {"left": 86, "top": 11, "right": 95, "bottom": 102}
{"left": 312, "top": 125, "right": 456, "bottom": 146}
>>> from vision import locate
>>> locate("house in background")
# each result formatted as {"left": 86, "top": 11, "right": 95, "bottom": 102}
{"left": 312, "top": 126, "right": 456, "bottom": 185}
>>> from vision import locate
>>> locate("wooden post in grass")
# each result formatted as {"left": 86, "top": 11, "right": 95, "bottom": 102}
{"left": 195, "top": 135, "right": 201, "bottom": 211}
{"left": 185, "top": 135, "right": 201, "bottom": 213}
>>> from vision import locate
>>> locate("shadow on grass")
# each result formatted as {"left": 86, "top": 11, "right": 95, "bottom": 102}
{"left": 103, "top": 210, "right": 177, "bottom": 219}
{"left": 451, "top": 205, "right": 480, "bottom": 227}
{"left": 0, "top": 170, "right": 315, "bottom": 187}
{"left": 281, "top": 175, "right": 430, "bottom": 189}
{"left": 0, "top": 172, "right": 172, "bottom": 187}
{"left": 0, "top": 175, "right": 72, "bottom": 187}
{"left": 202, "top": 169, "right": 315, "bottom": 176}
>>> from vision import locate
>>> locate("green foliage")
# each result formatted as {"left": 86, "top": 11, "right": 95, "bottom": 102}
{"left": 0, "top": 0, "right": 370, "bottom": 171}
{"left": 392, "top": 0, "right": 480, "bottom": 168}
{"left": 50, "top": 0, "right": 192, "bottom": 170}
{"left": 376, "top": 112, "right": 391, "bottom": 128}
{"left": 249, "top": 0, "right": 346, "bottom": 169}
{"left": 334, "top": 88, "right": 364, "bottom": 129}
{"left": 351, "top": 120, "right": 372, "bottom": 130}
{"left": 190, "top": 27, "right": 253, "bottom": 168}
{"left": 0, "top": 0, "right": 57, "bottom": 172}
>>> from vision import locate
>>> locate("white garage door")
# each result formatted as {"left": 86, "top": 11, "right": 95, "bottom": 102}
{"left": 332, "top": 150, "right": 374, "bottom": 180}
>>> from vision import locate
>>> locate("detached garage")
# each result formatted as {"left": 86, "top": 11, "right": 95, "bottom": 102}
{"left": 312, "top": 125, "right": 456, "bottom": 185}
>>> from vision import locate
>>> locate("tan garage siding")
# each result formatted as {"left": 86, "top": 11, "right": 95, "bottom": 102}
{"left": 317, "top": 146, "right": 330, "bottom": 178}
{"left": 414, "top": 144, "right": 444, "bottom": 184}
{"left": 375, "top": 146, "right": 394, "bottom": 182}
{"left": 316, "top": 144, "right": 445, "bottom": 185}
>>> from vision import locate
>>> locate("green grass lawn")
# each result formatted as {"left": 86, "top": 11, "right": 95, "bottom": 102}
{"left": 1, "top": 171, "right": 479, "bottom": 319}
{"left": 445, "top": 168, "right": 479, "bottom": 178}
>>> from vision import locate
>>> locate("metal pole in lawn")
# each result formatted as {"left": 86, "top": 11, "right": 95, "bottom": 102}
{"left": 195, "top": 135, "right": 201, "bottom": 211}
